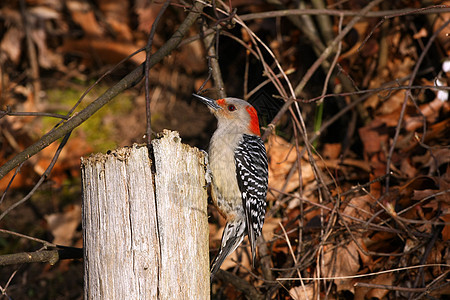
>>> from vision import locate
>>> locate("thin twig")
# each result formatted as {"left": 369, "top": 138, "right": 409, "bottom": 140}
{"left": 279, "top": 222, "right": 307, "bottom": 298}
{"left": 0, "top": 229, "right": 56, "bottom": 248}
{"left": 354, "top": 282, "right": 426, "bottom": 292}
{"left": 202, "top": 25, "right": 226, "bottom": 98}
{"left": 239, "top": 5, "right": 450, "bottom": 21}
{"left": 0, "top": 110, "right": 69, "bottom": 120}
{"left": 0, "top": 268, "right": 19, "bottom": 296}
{"left": 276, "top": 264, "right": 450, "bottom": 281}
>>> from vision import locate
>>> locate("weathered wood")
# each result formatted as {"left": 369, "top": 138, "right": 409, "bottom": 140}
{"left": 81, "top": 130, "right": 209, "bottom": 299}
{"left": 152, "top": 130, "right": 210, "bottom": 299}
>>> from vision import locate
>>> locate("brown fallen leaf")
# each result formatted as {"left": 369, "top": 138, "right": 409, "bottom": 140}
{"left": 289, "top": 284, "right": 315, "bottom": 300}
{"left": 323, "top": 143, "right": 341, "bottom": 159}
{"left": 266, "top": 135, "right": 314, "bottom": 200}
{"left": 354, "top": 273, "right": 394, "bottom": 300}
{"left": 98, "top": 0, "right": 133, "bottom": 41}
{"left": 45, "top": 204, "right": 81, "bottom": 246}
{"left": 322, "top": 240, "right": 361, "bottom": 294}
{"left": 66, "top": 0, "right": 104, "bottom": 37}
{"left": 342, "top": 194, "right": 373, "bottom": 225}
{"left": 0, "top": 26, "right": 23, "bottom": 64}
{"left": 405, "top": 97, "right": 447, "bottom": 132}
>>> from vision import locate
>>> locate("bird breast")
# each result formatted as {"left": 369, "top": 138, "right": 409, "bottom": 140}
{"left": 209, "top": 132, "right": 244, "bottom": 219}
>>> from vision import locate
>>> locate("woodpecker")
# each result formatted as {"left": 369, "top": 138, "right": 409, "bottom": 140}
{"left": 193, "top": 93, "right": 269, "bottom": 277}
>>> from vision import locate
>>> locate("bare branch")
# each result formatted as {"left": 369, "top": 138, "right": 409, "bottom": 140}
{"left": 0, "top": 0, "right": 206, "bottom": 180}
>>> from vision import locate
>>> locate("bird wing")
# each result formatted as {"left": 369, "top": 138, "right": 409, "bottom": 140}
{"left": 234, "top": 134, "right": 269, "bottom": 262}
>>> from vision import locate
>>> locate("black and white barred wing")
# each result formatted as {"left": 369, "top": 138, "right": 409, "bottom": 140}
{"left": 234, "top": 134, "right": 269, "bottom": 261}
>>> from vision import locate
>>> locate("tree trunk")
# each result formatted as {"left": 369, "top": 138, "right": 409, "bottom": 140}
{"left": 81, "top": 130, "right": 209, "bottom": 299}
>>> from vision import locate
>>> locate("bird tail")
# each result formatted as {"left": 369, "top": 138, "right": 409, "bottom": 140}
{"left": 210, "top": 220, "right": 246, "bottom": 278}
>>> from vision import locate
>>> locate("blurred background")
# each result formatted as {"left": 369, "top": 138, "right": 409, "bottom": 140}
{"left": 1, "top": 0, "right": 449, "bottom": 299}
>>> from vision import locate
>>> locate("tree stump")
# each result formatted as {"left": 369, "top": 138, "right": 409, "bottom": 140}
{"left": 81, "top": 130, "right": 209, "bottom": 299}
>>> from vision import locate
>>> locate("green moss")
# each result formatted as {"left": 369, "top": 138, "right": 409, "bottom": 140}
{"left": 45, "top": 85, "right": 135, "bottom": 153}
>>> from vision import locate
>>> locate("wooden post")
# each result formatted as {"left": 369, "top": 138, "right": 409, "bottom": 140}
{"left": 81, "top": 130, "right": 209, "bottom": 299}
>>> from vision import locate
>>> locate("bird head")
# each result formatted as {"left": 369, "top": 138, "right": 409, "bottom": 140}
{"left": 193, "top": 94, "right": 261, "bottom": 136}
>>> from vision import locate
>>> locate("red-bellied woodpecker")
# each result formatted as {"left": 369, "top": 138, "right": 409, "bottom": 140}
{"left": 193, "top": 94, "right": 269, "bottom": 277}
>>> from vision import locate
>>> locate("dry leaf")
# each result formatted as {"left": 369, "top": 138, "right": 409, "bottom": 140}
{"left": 323, "top": 241, "right": 361, "bottom": 293}
{"left": 45, "top": 205, "right": 81, "bottom": 246}
{"left": 405, "top": 97, "right": 446, "bottom": 132}
{"left": 290, "top": 284, "right": 315, "bottom": 300}
{"left": 0, "top": 26, "right": 23, "bottom": 64}
{"left": 66, "top": 0, "right": 104, "bottom": 37}
{"left": 98, "top": 0, "right": 133, "bottom": 41}
{"left": 343, "top": 195, "right": 373, "bottom": 224}
{"left": 266, "top": 135, "right": 314, "bottom": 200}
{"left": 323, "top": 143, "right": 341, "bottom": 159}
{"left": 354, "top": 273, "right": 394, "bottom": 300}
{"left": 262, "top": 216, "right": 281, "bottom": 242}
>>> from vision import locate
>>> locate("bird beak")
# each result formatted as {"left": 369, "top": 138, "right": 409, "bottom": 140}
{"left": 192, "top": 94, "right": 222, "bottom": 111}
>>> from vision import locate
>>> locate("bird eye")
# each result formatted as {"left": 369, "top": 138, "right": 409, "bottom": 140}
{"left": 227, "top": 104, "right": 236, "bottom": 111}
